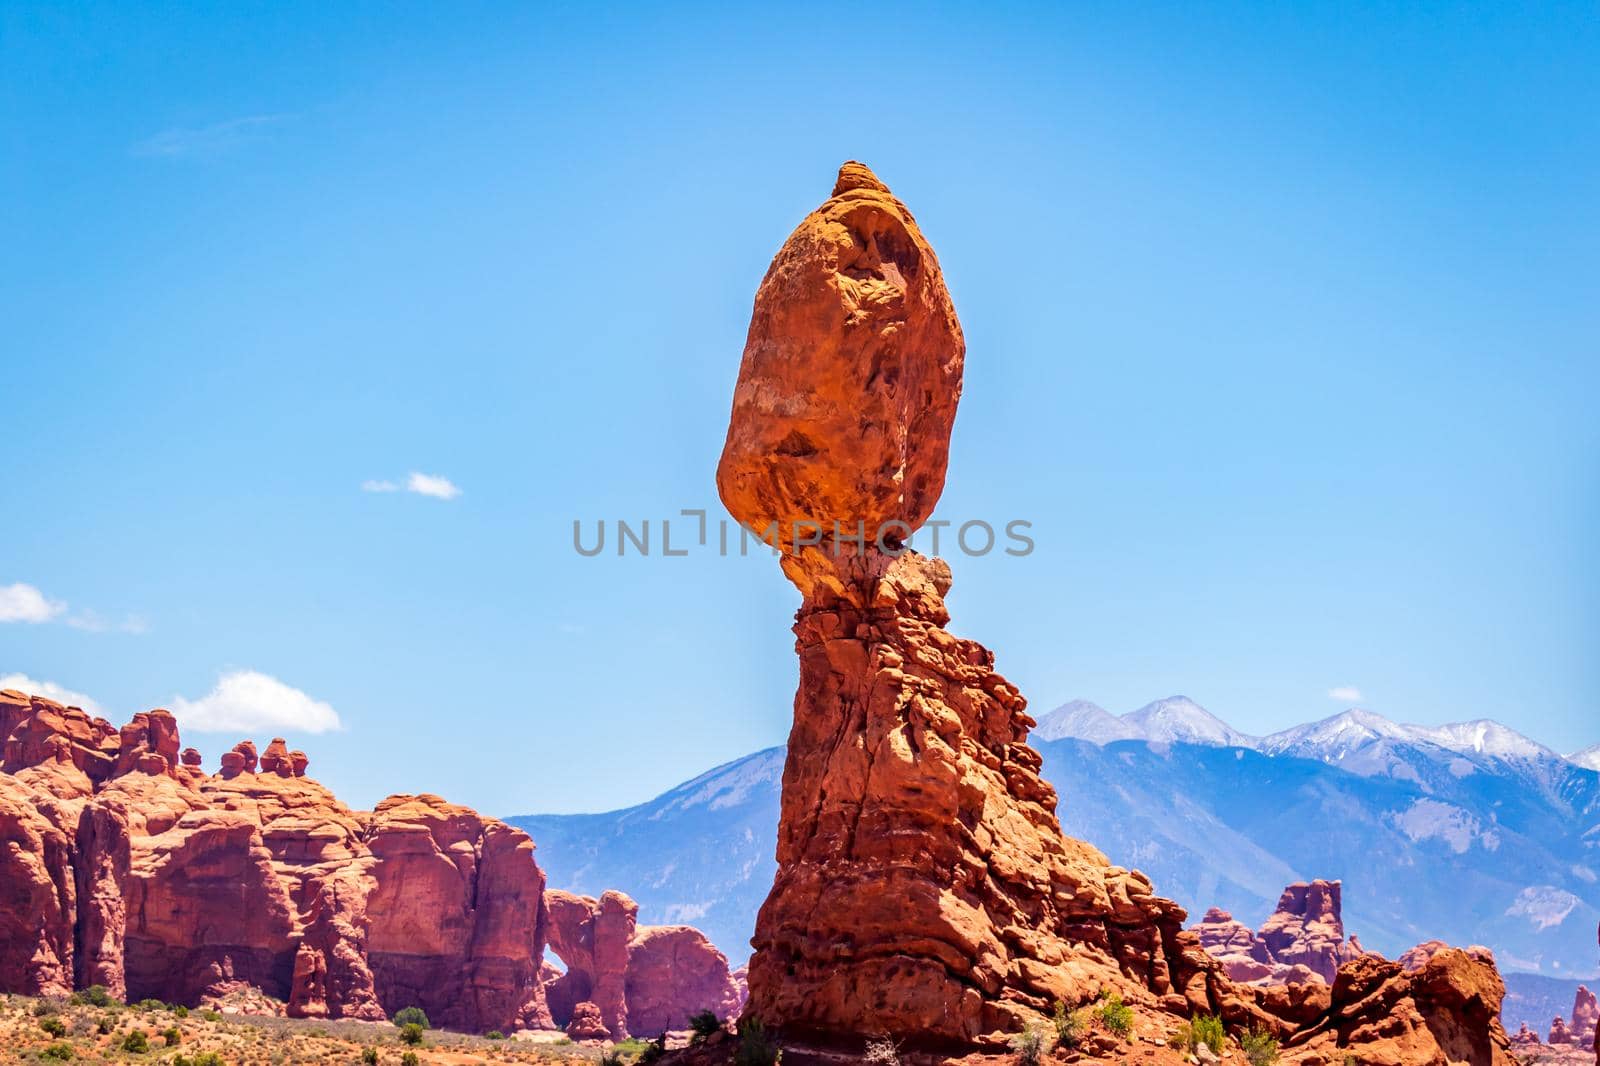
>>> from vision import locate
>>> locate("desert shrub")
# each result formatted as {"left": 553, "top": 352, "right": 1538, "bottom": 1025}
{"left": 601, "top": 1052, "right": 626, "bottom": 1066}
{"left": 361, "top": 1049, "right": 379, "bottom": 1065}
{"left": 1240, "top": 1028, "right": 1280, "bottom": 1066}
{"left": 41, "top": 1044, "right": 75, "bottom": 1061}
{"left": 1053, "top": 1003, "right": 1087, "bottom": 1048}
{"left": 399, "top": 1021, "right": 425, "bottom": 1046}
{"left": 96, "top": 1014, "right": 114, "bottom": 1035}
{"left": 80, "top": 985, "right": 114, "bottom": 1008}
{"left": 162, "top": 1024, "right": 182, "bottom": 1045}
{"left": 122, "top": 1028, "right": 150, "bottom": 1052}
{"left": 172, "top": 1003, "right": 189, "bottom": 1018}
{"left": 864, "top": 1036, "right": 900, "bottom": 1065}
{"left": 639, "top": 1035, "right": 668, "bottom": 1063}
{"left": 200, "top": 1009, "right": 222, "bottom": 1023}
{"left": 33, "top": 999, "right": 56, "bottom": 1017}
{"left": 1096, "top": 992, "right": 1133, "bottom": 1039}
{"left": 1172, "top": 1014, "right": 1225, "bottom": 1055}
{"left": 734, "top": 1016, "right": 781, "bottom": 1066}
{"left": 392, "top": 1006, "right": 429, "bottom": 1030}
{"left": 68, "top": 992, "right": 84, "bottom": 1006}
{"left": 401, "top": 1053, "right": 420, "bottom": 1066}
{"left": 486, "top": 1029, "right": 505, "bottom": 1040}
{"left": 688, "top": 1010, "right": 721, "bottom": 1042}
{"left": 40, "top": 1015, "right": 68, "bottom": 1037}
{"left": 1009, "top": 1022, "right": 1048, "bottom": 1065}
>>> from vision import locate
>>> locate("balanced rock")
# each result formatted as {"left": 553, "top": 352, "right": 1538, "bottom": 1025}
{"left": 716, "top": 161, "right": 963, "bottom": 552}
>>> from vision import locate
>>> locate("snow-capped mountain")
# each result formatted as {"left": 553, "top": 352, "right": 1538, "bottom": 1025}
{"left": 515, "top": 701, "right": 1600, "bottom": 985}
{"left": 1570, "top": 744, "right": 1600, "bottom": 772}
{"left": 1034, "top": 695, "right": 1256, "bottom": 748}
{"left": 1032, "top": 699, "right": 1143, "bottom": 743}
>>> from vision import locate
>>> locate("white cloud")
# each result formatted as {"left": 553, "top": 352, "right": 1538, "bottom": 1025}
{"left": 406, "top": 472, "right": 462, "bottom": 500}
{"left": 0, "top": 673, "right": 104, "bottom": 716}
{"left": 1328, "top": 686, "right": 1363, "bottom": 703}
{"left": 133, "top": 114, "right": 290, "bottom": 158}
{"left": 361, "top": 472, "right": 462, "bottom": 500}
{"left": 0, "top": 583, "right": 66, "bottom": 623}
{"left": 171, "top": 670, "right": 343, "bottom": 734}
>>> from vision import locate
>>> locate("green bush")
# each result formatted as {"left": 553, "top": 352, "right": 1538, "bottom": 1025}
{"left": 172, "top": 1004, "right": 189, "bottom": 1018}
{"left": 82, "top": 985, "right": 114, "bottom": 1008}
{"left": 399, "top": 1021, "right": 425, "bottom": 1046}
{"left": 361, "top": 1048, "right": 379, "bottom": 1065}
{"left": 1173, "top": 1014, "right": 1225, "bottom": 1055}
{"left": 485, "top": 1030, "right": 505, "bottom": 1040}
{"left": 162, "top": 1024, "right": 182, "bottom": 1046}
{"left": 33, "top": 1000, "right": 56, "bottom": 1017}
{"left": 41, "top": 1044, "right": 75, "bottom": 1061}
{"left": 1240, "top": 1028, "right": 1279, "bottom": 1066}
{"left": 133, "top": 998, "right": 167, "bottom": 1012}
{"left": 122, "top": 1028, "right": 150, "bottom": 1053}
{"left": 1009, "top": 1022, "right": 1048, "bottom": 1066}
{"left": 68, "top": 992, "right": 84, "bottom": 1007}
{"left": 392, "top": 1006, "right": 430, "bottom": 1030}
{"left": 1096, "top": 992, "right": 1133, "bottom": 1039}
{"left": 735, "top": 1017, "right": 781, "bottom": 1066}
{"left": 401, "top": 1053, "right": 419, "bottom": 1066}
{"left": 40, "top": 1015, "right": 67, "bottom": 1037}
{"left": 192, "top": 1053, "right": 225, "bottom": 1066}
{"left": 1053, "top": 1003, "right": 1086, "bottom": 1049}
{"left": 688, "top": 1009, "right": 721, "bottom": 1042}
{"left": 96, "top": 1014, "right": 114, "bottom": 1035}
{"left": 639, "top": 1035, "right": 668, "bottom": 1063}
{"left": 200, "top": 1009, "right": 222, "bottom": 1023}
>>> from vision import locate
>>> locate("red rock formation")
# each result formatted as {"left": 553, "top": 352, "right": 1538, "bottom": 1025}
{"left": 1554, "top": 1017, "right": 1576, "bottom": 1045}
{"left": 1512, "top": 1021, "right": 1543, "bottom": 1049}
{"left": 0, "top": 691, "right": 552, "bottom": 1034}
{"left": 566, "top": 1000, "right": 609, "bottom": 1041}
{"left": 543, "top": 888, "right": 743, "bottom": 1039}
{"left": 1194, "top": 881, "right": 1371, "bottom": 986}
{"left": 1573, "top": 985, "right": 1597, "bottom": 1050}
{"left": 710, "top": 163, "right": 1513, "bottom": 1066}
{"left": 716, "top": 160, "right": 963, "bottom": 553}
{"left": 625, "top": 925, "right": 744, "bottom": 1035}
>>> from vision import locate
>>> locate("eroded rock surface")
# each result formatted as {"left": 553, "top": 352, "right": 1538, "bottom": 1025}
{"left": 0, "top": 689, "right": 552, "bottom": 1033}
{"left": 542, "top": 888, "right": 743, "bottom": 1039}
{"left": 1193, "top": 881, "right": 1370, "bottom": 985}
{"left": 713, "top": 163, "right": 1514, "bottom": 1066}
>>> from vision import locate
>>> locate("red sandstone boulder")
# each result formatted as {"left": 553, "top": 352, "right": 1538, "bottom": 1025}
{"left": 716, "top": 162, "right": 964, "bottom": 551}
{"left": 230, "top": 740, "right": 258, "bottom": 773}
{"left": 180, "top": 748, "right": 203, "bottom": 768}
{"left": 259, "top": 738, "right": 292, "bottom": 776}
{"left": 1554, "top": 1017, "right": 1577, "bottom": 1045}
{"left": 566, "top": 1000, "right": 609, "bottom": 1041}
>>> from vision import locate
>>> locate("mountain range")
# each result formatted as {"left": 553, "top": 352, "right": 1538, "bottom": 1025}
{"left": 511, "top": 697, "right": 1600, "bottom": 991}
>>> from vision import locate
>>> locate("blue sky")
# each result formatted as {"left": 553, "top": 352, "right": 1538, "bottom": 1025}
{"left": 2, "top": 2, "right": 1595, "bottom": 814}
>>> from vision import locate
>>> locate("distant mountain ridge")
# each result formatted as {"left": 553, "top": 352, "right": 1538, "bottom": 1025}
{"left": 513, "top": 698, "right": 1600, "bottom": 985}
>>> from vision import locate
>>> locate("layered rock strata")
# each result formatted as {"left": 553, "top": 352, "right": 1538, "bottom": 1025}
{"left": 0, "top": 689, "right": 552, "bottom": 1033}
{"left": 1192, "top": 881, "right": 1370, "bottom": 985}
{"left": 543, "top": 888, "right": 743, "bottom": 1039}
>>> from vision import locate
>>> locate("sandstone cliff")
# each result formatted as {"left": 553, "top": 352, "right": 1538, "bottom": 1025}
{"left": 0, "top": 688, "right": 551, "bottom": 1032}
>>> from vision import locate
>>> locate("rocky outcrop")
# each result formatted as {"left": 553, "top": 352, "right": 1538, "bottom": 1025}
{"left": 1553, "top": 1017, "right": 1576, "bottom": 1045}
{"left": 1573, "top": 985, "right": 1597, "bottom": 1049}
{"left": 542, "top": 888, "right": 743, "bottom": 1039}
{"left": 1276, "top": 949, "right": 1512, "bottom": 1066}
{"left": 0, "top": 689, "right": 553, "bottom": 1033}
{"left": 709, "top": 162, "right": 1514, "bottom": 1066}
{"left": 1194, "top": 881, "right": 1370, "bottom": 985}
